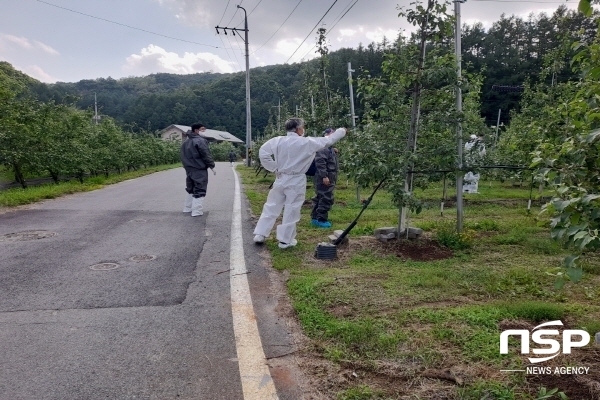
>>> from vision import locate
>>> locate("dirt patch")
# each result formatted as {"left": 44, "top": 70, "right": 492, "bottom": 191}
{"left": 377, "top": 237, "right": 454, "bottom": 261}
{"left": 303, "top": 236, "right": 454, "bottom": 268}
{"left": 328, "top": 304, "right": 355, "bottom": 318}
{"left": 498, "top": 319, "right": 535, "bottom": 331}
{"left": 528, "top": 373, "right": 600, "bottom": 399}
{"left": 341, "top": 236, "right": 454, "bottom": 261}
{"left": 515, "top": 347, "right": 600, "bottom": 399}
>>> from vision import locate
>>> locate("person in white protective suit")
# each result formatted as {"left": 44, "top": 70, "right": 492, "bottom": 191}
{"left": 463, "top": 134, "right": 486, "bottom": 193}
{"left": 253, "top": 118, "right": 347, "bottom": 249}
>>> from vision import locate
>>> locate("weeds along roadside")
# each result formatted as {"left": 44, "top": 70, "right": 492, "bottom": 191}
{"left": 0, "top": 164, "right": 181, "bottom": 207}
{"left": 239, "top": 166, "right": 600, "bottom": 399}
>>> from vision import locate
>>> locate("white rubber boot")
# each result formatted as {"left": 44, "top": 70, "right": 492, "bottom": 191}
{"left": 191, "top": 197, "right": 204, "bottom": 216}
{"left": 183, "top": 193, "right": 193, "bottom": 213}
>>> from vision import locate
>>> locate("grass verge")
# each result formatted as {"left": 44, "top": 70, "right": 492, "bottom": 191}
{"left": 239, "top": 166, "right": 600, "bottom": 400}
{"left": 0, "top": 164, "right": 180, "bottom": 207}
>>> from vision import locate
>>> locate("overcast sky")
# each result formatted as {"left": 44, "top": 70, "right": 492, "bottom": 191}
{"left": 0, "top": 0, "right": 578, "bottom": 83}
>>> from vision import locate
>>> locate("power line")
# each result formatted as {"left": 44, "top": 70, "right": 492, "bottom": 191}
{"left": 251, "top": 0, "right": 306, "bottom": 55}
{"left": 285, "top": 0, "right": 340, "bottom": 64}
{"left": 248, "top": 0, "right": 264, "bottom": 16}
{"left": 236, "top": 0, "right": 264, "bottom": 28}
{"left": 218, "top": 0, "right": 232, "bottom": 26}
{"left": 296, "top": 0, "right": 360, "bottom": 62}
{"left": 328, "top": 0, "right": 360, "bottom": 32}
{"left": 225, "top": 7, "right": 242, "bottom": 27}
{"left": 217, "top": 34, "right": 241, "bottom": 72}
{"left": 232, "top": 29, "right": 248, "bottom": 62}
{"left": 33, "top": 0, "right": 221, "bottom": 49}
{"left": 225, "top": 34, "right": 244, "bottom": 72}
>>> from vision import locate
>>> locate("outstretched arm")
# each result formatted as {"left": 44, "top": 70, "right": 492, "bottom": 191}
{"left": 307, "top": 128, "right": 347, "bottom": 152}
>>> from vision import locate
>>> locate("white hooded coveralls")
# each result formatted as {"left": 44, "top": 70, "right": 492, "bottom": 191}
{"left": 254, "top": 128, "right": 346, "bottom": 244}
{"left": 463, "top": 136, "right": 486, "bottom": 194}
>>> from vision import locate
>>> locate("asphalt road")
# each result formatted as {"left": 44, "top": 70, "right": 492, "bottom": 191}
{"left": 0, "top": 163, "right": 303, "bottom": 400}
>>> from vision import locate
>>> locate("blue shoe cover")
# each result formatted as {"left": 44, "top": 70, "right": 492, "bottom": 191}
{"left": 314, "top": 220, "right": 332, "bottom": 228}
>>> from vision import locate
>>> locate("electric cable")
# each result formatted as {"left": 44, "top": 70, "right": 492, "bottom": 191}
{"left": 250, "top": 0, "right": 306, "bottom": 55}
{"left": 248, "top": 0, "right": 264, "bottom": 17}
{"left": 33, "top": 0, "right": 221, "bottom": 49}
{"left": 235, "top": 0, "right": 265, "bottom": 28}
{"left": 225, "top": 7, "right": 241, "bottom": 27}
{"left": 295, "top": 0, "right": 360, "bottom": 62}
{"left": 218, "top": 0, "right": 232, "bottom": 26}
{"left": 217, "top": 34, "right": 241, "bottom": 72}
{"left": 285, "top": 0, "right": 340, "bottom": 64}
{"left": 327, "top": 0, "right": 360, "bottom": 33}
{"left": 233, "top": 30, "right": 248, "bottom": 61}
{"left": 226, "top": 34, "right": 244, "bottom": 72}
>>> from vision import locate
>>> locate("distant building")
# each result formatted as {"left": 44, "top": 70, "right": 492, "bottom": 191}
{"left": 159, "top": 124, "right": 244, "bottom": 144}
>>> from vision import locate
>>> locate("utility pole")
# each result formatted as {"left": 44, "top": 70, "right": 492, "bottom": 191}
{"left": 216, "top": 5, "right": 252, "bottom": 166}
{"left": 310, "top": 94, "right": 315, "bottom": 136}
{"left": 495, "top": 108, "right": 501, "bottom": 145}
{"left": 271, "top": 98, "right": 281, "bottom": 133}
{"left": 348, "top": 62, "right": 360, "bottom": 202}
{"left": 455, "top": 0, "right": 466, "bottom": 233}
{"left": 93, "top": 92, "right": 101, "bottom": 125}
{"left": 347, "top": 62, "right": 358, "bottom": 130}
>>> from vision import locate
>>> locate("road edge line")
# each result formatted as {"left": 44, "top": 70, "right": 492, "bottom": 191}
{"left": 230, "top": 169, "right": 279, "bottom": 400}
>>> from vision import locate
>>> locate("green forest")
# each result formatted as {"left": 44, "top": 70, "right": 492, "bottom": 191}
{"left": 12, "top": 5, "right": 596, "bottom": 141}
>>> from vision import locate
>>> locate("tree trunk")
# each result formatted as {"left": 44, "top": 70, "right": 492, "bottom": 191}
{"left": 49, "top": 170, "right": 59, "bottom": 184}
{"left": 13, "top": 163, "right": 27, "bottom": 189}
{"left": 399, "top": 0, "right": 432, "bottom": 238}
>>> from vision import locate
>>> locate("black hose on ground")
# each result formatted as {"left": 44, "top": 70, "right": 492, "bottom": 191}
{"left": 333, "top": 178, "right": 386, "bottom": 246}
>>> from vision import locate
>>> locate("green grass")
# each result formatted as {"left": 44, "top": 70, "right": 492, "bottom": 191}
{"left": 239, "top": 165, "right": 600, "bottom": 399}
{"left": 336, "top": 385, "right": 386, "bottom": 400}
{"left": 0, "top": 165, "right": 52, "bottom": 184}
{"left": 0, "top": 164, "right": 180, "bottom": 207}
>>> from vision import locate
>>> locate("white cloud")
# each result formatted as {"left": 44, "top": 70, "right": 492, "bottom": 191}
{"left": 273, "top": 38, "right": 317, "bottom": 63}
{"left": 153, "top": 0, "right": 214, "bottom": 27}
{"left": 365, "top": 27, "right": 400, "bottom": 44}
{"left": 335, "top": 29, "right": 358, "bottom": 43}
{"left": 34, "top": 40, "right": 59, "bottom": 56}
{"left": 123, "top": 44, "right": 235, "bottom": 75}
{"left": 0, "top": 34, "right": 58, "bottom": 56}
{"left": 338, "top": 29, "right": 357, "bottom": 38}
{"left": 0, "top": 33, "right": 33, "bottom": 49}
{"left": 22, "top": 65, "right": 58, "bottom": 83}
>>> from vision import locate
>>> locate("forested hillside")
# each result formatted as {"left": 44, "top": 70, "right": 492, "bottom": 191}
{"left": 14, "top": 6, "right": 599, "bottom": 140}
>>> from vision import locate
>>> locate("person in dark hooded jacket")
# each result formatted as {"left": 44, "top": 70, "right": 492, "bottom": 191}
{"left": 228, "top": 150, "right": 237, "bottom": 166}
{"left": 310, "top": 128, "right": 339, "bottom": 228}
{"left": 180, "top": 123, "right": 215, "bottom": 216}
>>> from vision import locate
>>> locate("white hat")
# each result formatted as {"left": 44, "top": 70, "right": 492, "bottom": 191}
{"left": 470, "top": 134, "right": 477, "bottom": 139}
